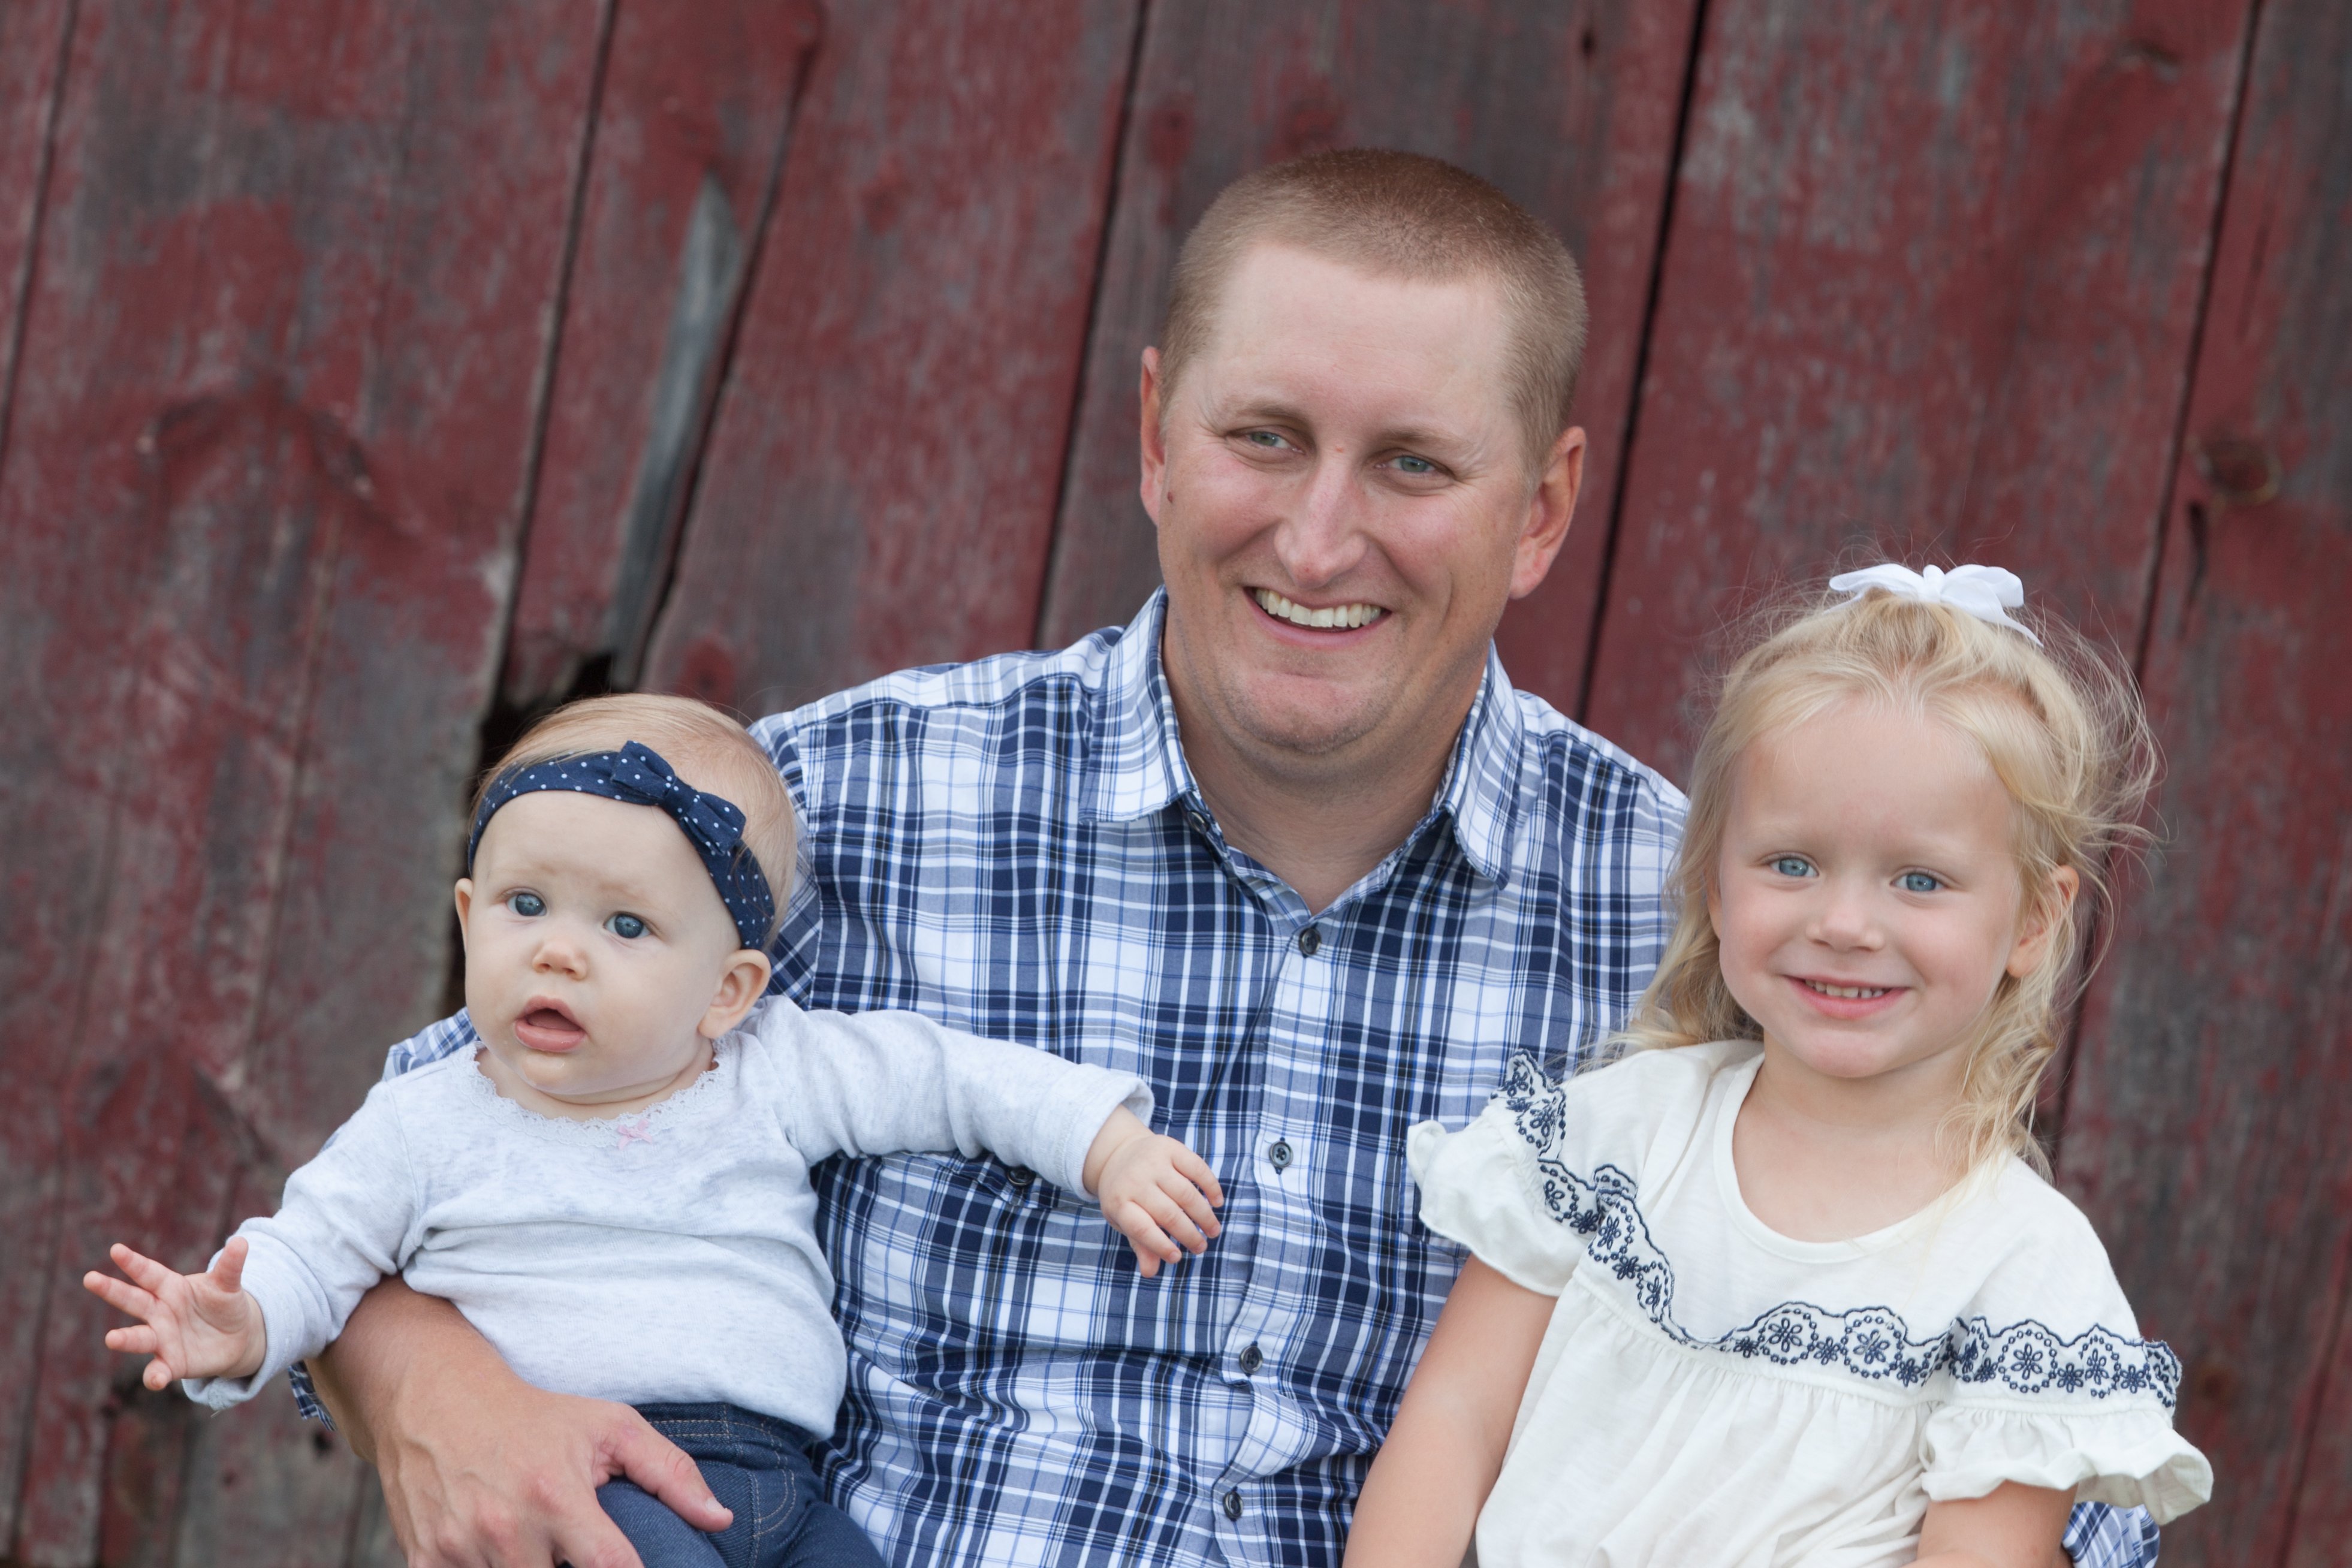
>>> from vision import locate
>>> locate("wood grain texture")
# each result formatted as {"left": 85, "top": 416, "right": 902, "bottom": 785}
{"left": 638, "top": 0, "right": 1141, "bottom": 715}
{"left": 1032, "top": 0, "right": 1699, "bottom": 716}
{"left": 2059, "top": 0, "right": 2352, "bottom": 1561}
{"left": 0, "top": 2, "right": 601, "bottom": 1560}
{"left": 1583, "top": 0, "right": 2253, "bottom": 781}
{"left": 500, "top": 0, "right": 820, "bottom": 707}
{"left": 0, "top": 0, "right": 80, "bottom": 1544}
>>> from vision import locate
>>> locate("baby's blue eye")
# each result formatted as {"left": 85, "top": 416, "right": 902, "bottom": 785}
{"left": 1770, "top": 856, "right": 1814, "bottom": 879}
{"left": 1899, "top": 872, "right": 1942, "bottom": 894}
{"left": 606, "top": 912, "right": 647, "bottom": 939}
{"left": 509, "top": 892, "right": 545, "bottom": 918}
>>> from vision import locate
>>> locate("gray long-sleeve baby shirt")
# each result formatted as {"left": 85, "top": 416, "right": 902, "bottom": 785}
{"left": 187, "top": 997, "right": 1151, "bottom": 1430}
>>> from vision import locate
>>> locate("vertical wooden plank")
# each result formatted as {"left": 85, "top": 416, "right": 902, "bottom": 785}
{"left": 1033, "top": 0, "right": 1699, "bottom": 716}
{"left": 0, "top": 2, "right": 602, "bottom": 1561}
{"left": 2059, "top": 0, "right": 2352, "bottom": 1560}
{"left": 0, "top": 0, "right": 79, "bottom": 1536}
{"left": 637, "top": 0, "right": 1142, "bottom": 714}
{"left": 1584, "top": 0, "right": 2253, "bottom": 781}
{"left": 499, "top": 0, "right": 821, "bottom": 707}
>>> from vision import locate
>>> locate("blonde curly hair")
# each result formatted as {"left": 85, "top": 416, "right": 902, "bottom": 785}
{"left": 1617, "top": 580, "right": 2158, "bottom": 1175}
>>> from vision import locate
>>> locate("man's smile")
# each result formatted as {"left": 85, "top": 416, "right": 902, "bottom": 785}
{"left": 1250, "top": 587, "right": 1388, "bottom": 631}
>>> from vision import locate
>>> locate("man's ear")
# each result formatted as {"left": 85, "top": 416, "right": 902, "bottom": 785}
{"left": 1138, "top": 346, "right": 1168, "bottom": 526}
{"left": 2007, "top": 865, "right": 2082, "bottom": 979}
{"left": 699, "top": 948, "right": 775, "bottom": 1040}
{"left": 1509, "top": 424, "right": 1586, "bottom": 600}
{"left": 452, "top": 879, "right": 474, "bottom": 952}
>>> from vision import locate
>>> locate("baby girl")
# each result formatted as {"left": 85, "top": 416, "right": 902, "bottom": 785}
{"left": 85, "top": 693, "right": 1223, "bottom": 1568}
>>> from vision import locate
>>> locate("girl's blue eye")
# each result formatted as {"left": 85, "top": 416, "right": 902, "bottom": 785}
{"left": 509, "top": 892, "right": 545, "bottom": 918}
{"left": 606, "top": 912, "right": 647, "bottom": 940}
{"left": 1899, "top": 872, "right": 1942, "bottom": 894}
{"left": 1770, "top": 856, "right": 1814, "bottom": 879}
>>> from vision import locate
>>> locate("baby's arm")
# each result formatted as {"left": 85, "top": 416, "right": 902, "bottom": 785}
{"left": 83, "top": 1237, "right": 269, "bottom": 1389}
{"left": 1344, "top": 1258, "right": 1553, "bottom": 1568}
{"left": 1914, "top": 1483, "right": 2075, "bottom": 1568}
{"left": 1081, "top": 1106, "right": 1224, "bottom": 1277}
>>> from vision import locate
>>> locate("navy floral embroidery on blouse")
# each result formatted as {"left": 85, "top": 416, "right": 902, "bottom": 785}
{"left": 1497, "top": 1055, "right": 2183, "bottom": 1407}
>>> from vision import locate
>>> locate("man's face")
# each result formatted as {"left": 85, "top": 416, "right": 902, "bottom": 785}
{"left": 1142, "top": 243, "right": 1581, "bottom": 780}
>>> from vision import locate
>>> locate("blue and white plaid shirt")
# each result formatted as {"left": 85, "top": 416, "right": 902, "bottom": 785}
{"left": 328, "top": 593, "right": 2157, "bottom": 1568}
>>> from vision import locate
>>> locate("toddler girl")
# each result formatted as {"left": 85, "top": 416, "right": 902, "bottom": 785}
{"left": 85, "top": 693, "right": 1223, "bottom": 1568}
{"left": 1348, "top": 566, "right": 2211, "bottom": 1568}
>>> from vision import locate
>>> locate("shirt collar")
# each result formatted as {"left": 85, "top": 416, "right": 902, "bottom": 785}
{"left": 1087, "top": 589, "right": 1526, "bottom": 888}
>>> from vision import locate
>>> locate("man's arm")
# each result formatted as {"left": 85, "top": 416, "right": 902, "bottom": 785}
{"left": 312, "top": 1275, "right": 730, "bottom": 1568}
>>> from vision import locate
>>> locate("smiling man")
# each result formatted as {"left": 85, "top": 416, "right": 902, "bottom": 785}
{"left": 304, "top": 152, "right": 2156, "bottom": 1568}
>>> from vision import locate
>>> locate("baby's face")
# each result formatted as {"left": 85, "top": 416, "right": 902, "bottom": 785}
{"left": 457, "top": 790, "right": 760, "bottom": 1110}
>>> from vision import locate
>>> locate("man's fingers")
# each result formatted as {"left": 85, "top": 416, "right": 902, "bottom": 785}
{"left": 546, "top": 1506, "right": 646, "bottom": 1568}
{"left": 604, "top": 1413, "right": 729, "bottom": 1531}
{"left": 83, "top": 1268, "right": 158, "bottom": 1321}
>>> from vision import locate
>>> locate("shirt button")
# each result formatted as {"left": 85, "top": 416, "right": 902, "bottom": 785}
{"left": 1007, "top": 1165, "right": 1036, "bottom": 1188}
{"left": 1239, "top": 1342, "right": 1264, "bottom": 1374}
{"left": 1297, "top": 926, "right": 1321, "bottom": 957}
{"left": 1223, "top": 1489, "right": 1244, "bottom": 1521}
{"left": 1268, "top": 1140, "right": 1293, "bottom": 1172}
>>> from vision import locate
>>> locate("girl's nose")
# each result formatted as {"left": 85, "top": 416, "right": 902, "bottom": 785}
{"left": 1810, "top": 881, "right": 1884, "bottom": 949}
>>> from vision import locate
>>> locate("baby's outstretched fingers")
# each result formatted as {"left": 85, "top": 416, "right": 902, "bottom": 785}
{"left": 86, "top": 1237, "right": 268, "bottom": 1386}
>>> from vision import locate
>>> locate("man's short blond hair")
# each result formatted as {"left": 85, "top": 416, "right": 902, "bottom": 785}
{"left": 1159, "top": 149, "right": 1588, "bottom": 469}
{"left": 475, "top": 693, "right": 797, "bottom": 942}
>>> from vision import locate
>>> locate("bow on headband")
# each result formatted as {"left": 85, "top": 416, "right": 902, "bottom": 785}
{"left": 1826, "top": 563, "right": 2042, "bottom": 646}
{"left": 468, "top": 740, "right": 777, "bottom": 951}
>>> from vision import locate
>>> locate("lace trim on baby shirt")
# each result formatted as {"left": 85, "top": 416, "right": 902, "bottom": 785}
{"left": 1497, "top": 1054, "right": 2182, "bottom": 1406}
{"left": 453, "top": 1041, "right": 729, "bottom": 1149}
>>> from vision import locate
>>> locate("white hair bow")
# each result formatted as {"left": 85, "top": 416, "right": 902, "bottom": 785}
{"left": 1826, "top": 562, "right": 2041, "bottom": 645}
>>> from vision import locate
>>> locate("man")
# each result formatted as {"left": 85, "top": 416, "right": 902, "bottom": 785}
{"left": 308, "top": 152, "right": 2157, "bottom": 1568}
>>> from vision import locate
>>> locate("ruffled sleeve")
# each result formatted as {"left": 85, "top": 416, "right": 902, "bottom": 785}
{"left": 1409, "top": 1046, "right": 1728, "bottom": 1296}
{"left": 1917, "top": 1166, "right": 2214, "bottom": 1525}
{"left": 1409, "top": 1099, "right": 1581, "bottom": 1293}
{"left": 1921, "top": 1401, "right": 2211, "bottom": 1524}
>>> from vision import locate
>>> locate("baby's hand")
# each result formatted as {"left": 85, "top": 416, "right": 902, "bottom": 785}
{"left": 1082, "top": 1108, "right": 1225, "bottom": 1278}
{"left": 83, "top": 1237, "right": 268, "bottom": 1390}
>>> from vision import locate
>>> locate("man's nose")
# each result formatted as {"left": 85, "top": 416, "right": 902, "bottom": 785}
{"left": 1274, "top": 451, "right": 1371, "bottom": 587}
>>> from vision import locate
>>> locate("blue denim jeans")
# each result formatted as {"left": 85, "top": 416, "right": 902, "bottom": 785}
{"left": 593, "top": 1403, "right": 882, "bottom": 1568}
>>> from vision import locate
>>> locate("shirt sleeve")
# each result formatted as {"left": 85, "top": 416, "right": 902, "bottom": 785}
{"left": 1919, "top": 1183, "right": 2213, "bottom": 1526}
{"left": 758, "top": 1000, "right": 1154, "bottom": 1196}
{"left": 382, "top": 1008, "right": 480, "bottom": 1081}
{"left": 1409, "top": 1047, "right": 1713, "bottom": 1295}
{"left": 185, "top": 1081, "right": 423, "bottom": 1409}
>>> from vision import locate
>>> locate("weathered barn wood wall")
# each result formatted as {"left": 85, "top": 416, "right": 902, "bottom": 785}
{"left": 0, "top": 2, "right": 2342, "bottom": 1564}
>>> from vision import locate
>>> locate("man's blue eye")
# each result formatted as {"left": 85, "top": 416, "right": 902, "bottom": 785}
{"left": 1247, "top": 430, "right": 1284, "bottom": 448}
{"left": 1771, "top": 857, "right": 1813, "bottom": 878}
{"left": 1899, "top": 872, "right": 1941, "bottom": 894}
{"left": 1394, "top": 454, "right": 1434, "bottom": 475}
{"left": 509, "top": 892, "right": 545, "bottom": 918}
{"left": 607, "top": 913, "right": 647, "bottom": 939}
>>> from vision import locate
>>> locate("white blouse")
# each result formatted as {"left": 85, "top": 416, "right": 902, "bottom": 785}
{"left": 1408, "top": 1041, "right": 2209, "bottom": 1568}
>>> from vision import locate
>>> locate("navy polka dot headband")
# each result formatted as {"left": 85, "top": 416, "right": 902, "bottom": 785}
{"left": 468, "top": 740, "right": 776, "bottom": 951}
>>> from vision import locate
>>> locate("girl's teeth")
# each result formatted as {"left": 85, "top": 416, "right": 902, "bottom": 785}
{"left": 1253, "top": 588, "right": 1385, "bottom": 630}
{"left": 1807, "top": 981, "right": 1889, "bottom": 1000}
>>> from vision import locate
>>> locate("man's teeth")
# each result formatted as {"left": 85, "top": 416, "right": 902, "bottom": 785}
{"left": 1253, "top": 589, "right": 1385, "bottom": 630}
{"left": 1806, "top": 981, "right": 1890, "bottom": 1000}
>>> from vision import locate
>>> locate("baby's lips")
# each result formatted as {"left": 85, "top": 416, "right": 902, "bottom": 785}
{"left": 513, "top": 1006, "right": 587, "bottom": 1052}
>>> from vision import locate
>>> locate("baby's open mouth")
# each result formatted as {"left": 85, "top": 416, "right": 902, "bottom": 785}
{"left": 514, "top": 1001, "right": 587, "bottom": 1053}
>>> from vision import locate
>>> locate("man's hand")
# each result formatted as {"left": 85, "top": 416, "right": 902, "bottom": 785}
{"left": 315, "top": 1277, "right": 730, "bottom": 1568}
{"left": 1082, "top": 1107, "right": 1224, "bottom": 1278}
{"left": 85, "top": 1237, "right": 267, "bottom": 1389}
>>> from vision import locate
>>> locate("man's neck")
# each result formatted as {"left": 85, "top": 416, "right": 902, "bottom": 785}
{"left": 1171, "top": 686, "right": 1469, "bottom": 916}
